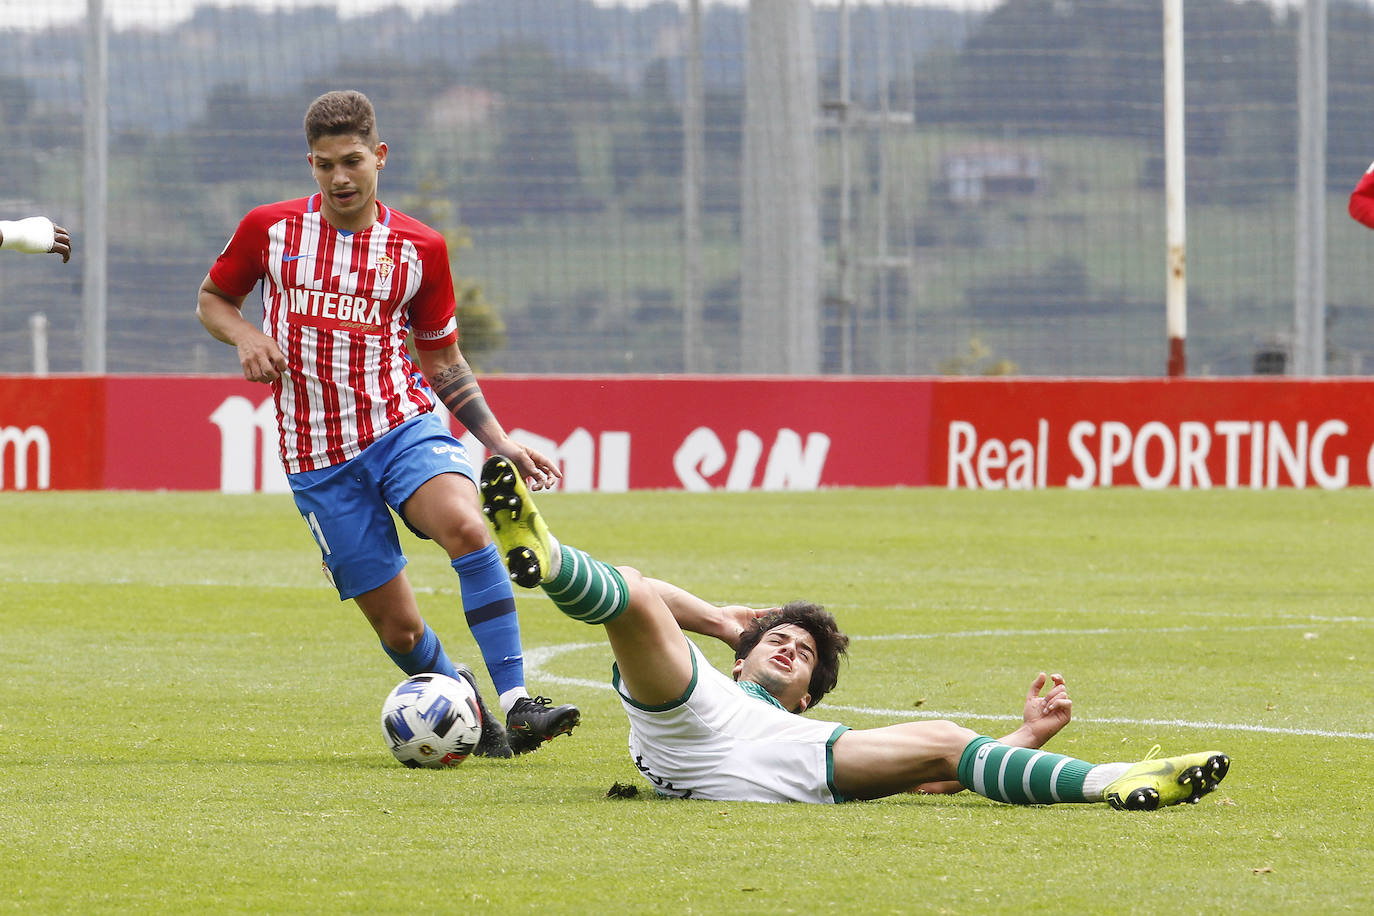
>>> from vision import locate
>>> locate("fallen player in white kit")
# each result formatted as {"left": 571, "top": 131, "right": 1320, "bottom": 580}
{"left": 480, "top": 454, "right": 1230, "bottom": 809}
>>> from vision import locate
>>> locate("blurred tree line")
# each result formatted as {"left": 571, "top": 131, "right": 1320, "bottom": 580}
{"left": 4, "top": 0, "right": 1374, "bottom": 373}
{"left": 11, "top": 0, "right": 1369, "bottom": 227}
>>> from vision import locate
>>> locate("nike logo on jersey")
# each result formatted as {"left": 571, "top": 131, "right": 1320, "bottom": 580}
{"left": 283, "top": 253, "right": 307, "bottom": 262}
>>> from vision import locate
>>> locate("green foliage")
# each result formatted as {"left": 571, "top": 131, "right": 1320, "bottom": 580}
{"left": 462, "top": 41, "right": 607, "bottom": 220}
{"left": 2, "top": 488, "right": 1371, "bottom": 912}
{"left": 937, "top": 336, "right": 1018, "bottom": 375}
{"left": 191, "top": 83, "right": 303, "bottom": 184}
{"left": 399, "top": 174, "right": 506, "bottom": 370}
{"left": 0, "top": 72, "right": 33, "bottom": 122}
{"left": 13, "top": 0, "right": 1374, "bottom": 374}
{"left": 454, "top": 280, "right": 507, "bottom": 371}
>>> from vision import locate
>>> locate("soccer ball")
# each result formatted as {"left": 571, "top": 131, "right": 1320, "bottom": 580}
{"left": 380, "top": 673, "right": 483, "bottom": 768}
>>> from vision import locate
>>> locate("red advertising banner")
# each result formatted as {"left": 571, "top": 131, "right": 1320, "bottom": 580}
{"left": 477, "top": 376, "right": 935, "bottom": 491}
{"left": 929, "top": 378, "right": 1374, "bottom": 489}
{"left": 0, "top": 376, "right": 104, "bottom": 490}
{"left": 101, "top": 376, "right": 284, "bottom": 491}
{"left": 1, "top": 374, "right": 1372, "bottom": 492}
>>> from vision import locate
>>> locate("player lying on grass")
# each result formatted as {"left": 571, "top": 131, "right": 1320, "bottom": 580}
{"left": 479, "top": 454, "right": 1231, "bottom": 808}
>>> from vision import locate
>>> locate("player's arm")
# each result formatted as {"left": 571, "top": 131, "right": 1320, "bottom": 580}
{"left": 196, "top": 273, "right": 287, "bottom": 383}
{"left": 416, "top": 342, "right": 561, "bottom": 490}
{"left": 647, "top": 577, "right": 771, "bottom": 649}
{"left": 0, "top": 217, "right": 71, "bottom": 262}
{"left": 1349, "top": 163, "right": 1374, "bottom": 229}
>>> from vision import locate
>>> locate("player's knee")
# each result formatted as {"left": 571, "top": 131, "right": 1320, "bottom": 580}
{"left": 895, "top": 719, "right": 979, "bottom": 756}
{"left": 921, "top": 720, "right": 981, "bottom": 760}
{"left": 618, "top": 564, "right": 646, "bottom": 590}
{"left": 433, "top": 509, "right": 491, "bottom": 556}
{"left": 379, "top": 620, "right": 425, "bottom": 654}
{"left": 618, "top": 566, "right": 651, "bottom": 604}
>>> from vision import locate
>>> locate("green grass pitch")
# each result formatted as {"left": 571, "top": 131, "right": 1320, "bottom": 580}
{"left": 2, "top": 489, "right": 1370, "bottom": 913}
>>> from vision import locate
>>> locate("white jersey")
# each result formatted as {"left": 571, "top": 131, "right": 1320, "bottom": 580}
{"left": 613, "top": 640, "right": 850, "bottom": 803}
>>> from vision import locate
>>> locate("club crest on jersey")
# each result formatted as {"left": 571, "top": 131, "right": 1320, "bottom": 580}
{"left": 376, "top": 254, "right": 394, "bottom": 280}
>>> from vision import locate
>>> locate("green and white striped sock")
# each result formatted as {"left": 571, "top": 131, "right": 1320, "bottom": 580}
{"left": 956, "top": 736, "right": 1094, "bottom": 805}
{"left": 542, "top": 544, "right": 628, "bottom": 625}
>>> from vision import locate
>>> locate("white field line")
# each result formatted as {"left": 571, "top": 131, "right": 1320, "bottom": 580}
{"left": 15, "top": 573, "right": 1365, "bottom": 739}
{"left": 524, "top": 620, "right": 1374, "bottom": 742}
{"left": 855, "top": 620, "right": 1367, "bottom": 641}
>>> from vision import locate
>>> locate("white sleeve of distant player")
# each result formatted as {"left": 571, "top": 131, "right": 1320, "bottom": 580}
{"left": 0, "top": 217, "right": 56, "bottom": 254}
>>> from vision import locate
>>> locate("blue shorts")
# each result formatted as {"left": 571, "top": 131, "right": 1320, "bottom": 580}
{"left": 287, "top": 412, "right": 476, "bottom": 600}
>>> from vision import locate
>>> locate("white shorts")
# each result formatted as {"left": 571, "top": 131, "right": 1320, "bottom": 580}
{"left": 613, "top": 640, "right": 850, "bottom": 803}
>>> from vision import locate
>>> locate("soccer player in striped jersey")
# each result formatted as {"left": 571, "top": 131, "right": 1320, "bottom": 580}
{"left": 481, "top": 454, "right": 1231, "bottom": 807}
{"left": 1349, "top": 159, "right": 1374, "bottom": 229}
{"left": 196, "top": 90, "right": 577, "bottom": 757}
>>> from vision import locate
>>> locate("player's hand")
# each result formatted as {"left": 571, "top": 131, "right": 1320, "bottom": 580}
{"left": 50, "top": 224, "right": 72, "bottom": 262}
{"left": 1, "top": 216, "right": 69, "bottom": 261}
{"left": 237, "top": 332, "right": 288, "bottom": 383}
{"left": 1020, "top": 672, "right": 1072, "bottom": 746}
{"left": 506, "top": 443, "right": 562, "bottom": 491}
{"left": 720, "top": 604, "right": 775, "bottom": 649}
{"left": 912, "top": 779, "right": 965, "bottom": 796}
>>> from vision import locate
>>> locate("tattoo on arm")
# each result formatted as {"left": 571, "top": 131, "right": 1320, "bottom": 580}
{"left": 430, "top": 361, "right": 496, "bottom": 434}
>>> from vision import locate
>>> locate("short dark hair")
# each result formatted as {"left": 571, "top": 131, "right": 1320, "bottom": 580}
{"left": 734, "top": 601, "right": 849, "bottom": 707}
{"left": 303, "top": 90, "right": 379, "bottom": 147}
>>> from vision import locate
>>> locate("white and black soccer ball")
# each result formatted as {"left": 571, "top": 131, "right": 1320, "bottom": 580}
{"left": 380, "top": 673, "right": 483, "bottom": 768}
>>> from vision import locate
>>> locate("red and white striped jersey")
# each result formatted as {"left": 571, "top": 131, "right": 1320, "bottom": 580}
{"left": 210, "top": 194, "right": 459, "bottom": 474}
{"left": 1350, "top": 162, "right": 1374, "bottom": 230}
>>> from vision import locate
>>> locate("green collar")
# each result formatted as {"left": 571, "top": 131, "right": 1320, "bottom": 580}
{"left": 737, "top": 679, "right": 786, "bottom": 710}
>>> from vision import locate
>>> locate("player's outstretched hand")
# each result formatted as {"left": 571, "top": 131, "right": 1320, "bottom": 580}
{"left": 0, "top": 216, "right": 71, "bottom": 262}
{"left": 506, "top": 443, "right": 562, "bottom": 491}
{"left": 1019, "top": 672, "right": 1072, "bottom": 746}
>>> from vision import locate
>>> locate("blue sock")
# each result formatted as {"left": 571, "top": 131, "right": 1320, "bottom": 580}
{"left": 452, "top": 544, "right": 526, "bottom": 698}
{"left": 381, "top": 622, "right": 459, "bottom": 680}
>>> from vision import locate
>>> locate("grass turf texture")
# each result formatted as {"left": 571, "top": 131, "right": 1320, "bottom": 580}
{"left": 1, "top": 489, "right": 1370, "bottom": 914}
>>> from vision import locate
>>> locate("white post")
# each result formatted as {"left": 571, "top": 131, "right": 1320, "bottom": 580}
{"left": 83, "top": 0, "right": 108, "bottom": 374}
{"left": 1163, "top": 0, "right": 1187, "bottom": 377}
{"left": 682, "top": 0, "right": 703, "bottom": 372}
{"left": 837, "top": 0, "right": 853, "bottom": 374}
{"left": 741, "top": 0, "right": 821, "bottom": 374}
{"left": 30, "top": 313, "right": 49, "bottom": 376}
{"left": 1294, "top": 0, "right": 1327, "bottom": 376}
